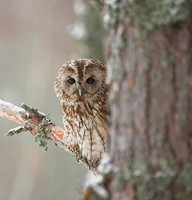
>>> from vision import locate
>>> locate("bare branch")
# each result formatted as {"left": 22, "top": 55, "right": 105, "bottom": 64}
{"left": 0, "top": 99, "right": 96, "bottom": 172}
{"left": 0, "top": 99, "right": 26, "bottom": 125}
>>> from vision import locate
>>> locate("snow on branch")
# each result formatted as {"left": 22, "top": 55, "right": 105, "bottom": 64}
{"left": 0, "top": 99, "right": 96, "bottom": 172}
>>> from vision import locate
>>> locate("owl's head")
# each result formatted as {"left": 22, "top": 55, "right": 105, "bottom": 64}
{"left": 54, "top": 59, "right": 107, "bottom": 103}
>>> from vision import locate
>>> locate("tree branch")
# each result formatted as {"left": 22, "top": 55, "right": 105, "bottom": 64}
{"left": 0, "top": 99, "right": 96, "bottom": 172}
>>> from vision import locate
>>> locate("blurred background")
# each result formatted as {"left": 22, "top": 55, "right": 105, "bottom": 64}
{"left": 0, "top": 0, "right": 104, "bottom": 199}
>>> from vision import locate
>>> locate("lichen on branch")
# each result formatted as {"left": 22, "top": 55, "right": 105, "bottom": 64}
{"left": 0, "top": 99, "right": 97, "bottom": 172}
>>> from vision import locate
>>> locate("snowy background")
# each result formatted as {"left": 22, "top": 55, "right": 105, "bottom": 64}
{"left": 0, "top": 1, "right": 87, "bottom": 200}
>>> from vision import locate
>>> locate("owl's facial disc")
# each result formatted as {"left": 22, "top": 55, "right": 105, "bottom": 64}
{"left": 58, "top": 59, "right": 106, "bottom": 103}
{"left": 66, "top": 78, "right": 99, "bottom": 102}
{"left": 61, "top": 76, "right": 91, "bottom": 102}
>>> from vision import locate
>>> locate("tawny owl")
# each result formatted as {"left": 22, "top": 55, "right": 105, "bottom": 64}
{"left": 54, "top": 59, "right": 109, "bottom": 169}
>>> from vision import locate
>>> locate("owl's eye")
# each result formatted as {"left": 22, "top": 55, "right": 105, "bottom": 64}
{"left": 68, "top": 78, "right": 76, "bottom": 84}
{"left": 86, "top": 77, "right": 95, "bottom": 84}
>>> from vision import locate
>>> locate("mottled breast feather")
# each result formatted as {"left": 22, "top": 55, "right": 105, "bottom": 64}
{"left": 54, "top": 59, "right": 109, "bottom": 169}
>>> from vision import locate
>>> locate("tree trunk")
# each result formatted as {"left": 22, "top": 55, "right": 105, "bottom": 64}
{"left": 106, "top": 2, "right": 192, "bottom": 200}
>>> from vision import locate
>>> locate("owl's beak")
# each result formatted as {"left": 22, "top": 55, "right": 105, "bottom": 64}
{"left": 78, "top": 88, "right": 82, "bottom": 96}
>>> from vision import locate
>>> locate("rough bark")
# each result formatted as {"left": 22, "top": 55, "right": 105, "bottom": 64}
{"left": 106, "top": 4, "right": 192, "bottom": 200}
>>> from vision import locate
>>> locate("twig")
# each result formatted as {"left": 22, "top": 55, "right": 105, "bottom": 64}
{"left": 0, "top": 98, "right": 97, "bottom": 172}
